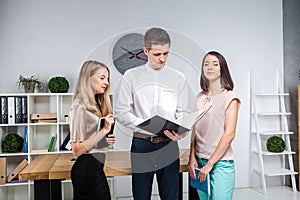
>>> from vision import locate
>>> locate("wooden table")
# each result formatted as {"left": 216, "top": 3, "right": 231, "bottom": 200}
{"left": 19, "top": 149, "right": 198, "bottom": 200}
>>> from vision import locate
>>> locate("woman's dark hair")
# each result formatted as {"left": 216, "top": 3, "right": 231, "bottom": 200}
{"left": 200, "top": 51, "right": 234, "bottom": 92}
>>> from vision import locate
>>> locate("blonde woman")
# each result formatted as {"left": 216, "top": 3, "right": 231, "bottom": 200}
{"left": 69, "top": 60, "right": 116, "bottom": 200}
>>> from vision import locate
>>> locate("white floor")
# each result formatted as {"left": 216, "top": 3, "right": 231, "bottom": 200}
{"left": 233, "top": 186, "right": 300, "bottom": 200}
{"left": 116, "top": 186, "right": 300, "bottom": 200}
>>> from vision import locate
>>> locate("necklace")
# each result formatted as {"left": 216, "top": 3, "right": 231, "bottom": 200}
{"left": 204, "top": 86, "right": 225, "bottom": 103}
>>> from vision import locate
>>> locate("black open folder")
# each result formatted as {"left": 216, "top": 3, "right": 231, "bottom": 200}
{"left": 136, "top": 105, "right": 211, "bottom": 135}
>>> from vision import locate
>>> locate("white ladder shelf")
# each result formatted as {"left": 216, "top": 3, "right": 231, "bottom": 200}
{"left": 251, "top": 84, "right": 297, "bottom": 193}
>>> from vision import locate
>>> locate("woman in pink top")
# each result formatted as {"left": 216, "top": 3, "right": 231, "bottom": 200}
{"left": 188, "top": 51, "right": 241, "bottom": 200}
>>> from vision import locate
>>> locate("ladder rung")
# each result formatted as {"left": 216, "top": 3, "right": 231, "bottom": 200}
{"left": 252, "top": 150, "right": 295, "bottom": 155}
{"left": 256, "top": 112, "right": 291, "bottom": 116}
{"left": 253, "top": 168, "right": 298, "bottom": 176}
{"left": 261, "top": 150, "right": 295, "bottom": 155}
{"left": 252, "top": 131, "right": 293, "bottom": 135}
{"left": 264, "top": 168, "right": 298, "bottom": 176}
{"left": 254, "top": 93, "right": 289, "bottom": 96}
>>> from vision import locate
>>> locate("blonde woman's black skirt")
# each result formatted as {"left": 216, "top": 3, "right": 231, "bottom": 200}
{"left": 71, "top": 153, "right": 111, "bottom": 200}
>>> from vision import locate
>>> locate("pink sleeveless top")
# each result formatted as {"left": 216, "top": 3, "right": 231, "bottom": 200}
{"left": 194, "top": 90, "right": 240, "bottom": 160}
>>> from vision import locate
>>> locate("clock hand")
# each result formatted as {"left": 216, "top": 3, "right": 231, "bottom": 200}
{"left": 121, "top": 46, "right": 147, "bottom": 61}
{"left": 129, "top": 50, "right": 144, "bottom": 59}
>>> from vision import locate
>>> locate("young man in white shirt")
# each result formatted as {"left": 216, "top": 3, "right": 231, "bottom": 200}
{"left": 116, "top": 27, "right": 191, "bottom": 200}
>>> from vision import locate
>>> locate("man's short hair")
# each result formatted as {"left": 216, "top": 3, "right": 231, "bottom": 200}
{"left": 144, "top": 27, "right": 171, "bottom": 50}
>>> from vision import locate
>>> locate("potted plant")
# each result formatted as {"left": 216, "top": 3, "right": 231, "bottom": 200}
{"left": 266, "top": 135, "right": 286, "bottom": 153}
{"left": 2, "top": 133, "right": 24, "bottom": 153}
{"left": 48, "top": 76, "right": 69, "bottom": 93}
{"left": 17, "top": 75, "right": 44, "bottom": 93}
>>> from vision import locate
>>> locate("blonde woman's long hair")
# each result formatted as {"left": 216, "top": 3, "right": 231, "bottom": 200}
{"left": 73, "top": 60, "right": 112, "bottom": 117}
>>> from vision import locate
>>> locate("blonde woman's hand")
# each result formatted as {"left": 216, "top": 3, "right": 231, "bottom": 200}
{"left": 103, "top": 114, "right": 115, "bottom": 133}
{"left": 106, "top": 134, "right": 116, "bottom": 145}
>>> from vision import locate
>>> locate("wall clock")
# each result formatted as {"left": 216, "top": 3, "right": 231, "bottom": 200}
{"left": 112, "top": 33, "right": 148, "bottom": 74}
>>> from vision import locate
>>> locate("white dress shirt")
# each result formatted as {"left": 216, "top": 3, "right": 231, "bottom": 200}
{"left": 116, "top": 64, "right": 192, "bottom": 135}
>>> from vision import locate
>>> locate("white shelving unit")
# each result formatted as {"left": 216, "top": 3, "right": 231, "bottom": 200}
{"left": 250, "top": 76, "right": 297, "bottom": 193}
{"left": 0, "top": 93, "right": 73, "bottom": 200}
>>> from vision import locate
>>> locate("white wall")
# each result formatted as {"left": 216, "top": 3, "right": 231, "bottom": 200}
{"left": 0, "top": 0, "right": 283, "bottom": 195}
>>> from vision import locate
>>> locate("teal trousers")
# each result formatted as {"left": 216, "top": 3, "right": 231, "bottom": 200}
{"left": 196, "top": 157, "right": 235, "bottom": 200}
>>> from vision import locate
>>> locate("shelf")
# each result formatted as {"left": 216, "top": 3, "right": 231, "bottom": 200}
{"left": 24, "top": 93, "right": 73, "bottom": 97}
{"left": 0, "top": 151, "right": 72, "bottom": 157}
{"left": 262, "top": 150, "right": 295, "bottom": 156}
{"left": 264, "top": 168, "right": 298, "bottom": 177}
{"left": 28, "top": 151, "right": 71, "bottom": 156}
{"left": 0, "top": 123, "right": 27, "bottom": 127}
{"left": 250, "top": 77, "right": 297, "bottom": 193}
{"left": 0, "top": 122, "right": 68, "bottom": 127}
{"left": 28, "top": 122, "right": 57, "bottom": 126}
{"left": 252, "top": 150, "right": 296, "bottom": 156}
{"left": 254, "top": 93, "right": 289, "bottom": 96}
{"left": 256, "top": 112, "right": 291, "bottom": 116}
{"left": 253, "top": 168, "right": 298, "bottom": 176}
{"left": 252, "top": 131, "right": 293, "bottom": 135}
{"left": 58, "top": 122, "right": 69, "bottom": 125}
{"left": 0, "top": 93, "right": 73, "bottom": 199}
{"left": 0, "top": 153, "right": 28, "bottom": 157}
{"left": 0, "top": 181, "right": 29, "bottom": 187}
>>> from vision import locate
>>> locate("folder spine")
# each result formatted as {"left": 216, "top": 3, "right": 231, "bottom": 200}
{"left": 21, "top": 96, "right": 28, "bottom": 123}
{"left": 0, "top": 157, "right": 7, "bottom": 184}
{"left": 1, "top": 96, "right": 8, "bottom": 124}
{"left": 7, "top": 97, "right": 15, "bottom": 124}
{"left": 48, "top": 136, "right": 55, "bottom": 152}
{"left": 15, "top": 96, "right": 22, "bottom": 123}
{"left": 6, "top": 158, "right": 28, "bottom": 182}
{"left": 23, "top": 126, "right": 28, "bottom": 153}
{"left": 51, "top": 134, "right": 57, "bottom": 152}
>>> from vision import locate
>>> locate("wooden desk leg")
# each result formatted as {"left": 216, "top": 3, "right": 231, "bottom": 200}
{"left": 34, "top": 180, "right": 62, "bottom": 200}
{"left": 189, "top": 182, "right": 200, "bottom": 200}
{"left": 178, "top": 172, "right": 183, "bottom": 200}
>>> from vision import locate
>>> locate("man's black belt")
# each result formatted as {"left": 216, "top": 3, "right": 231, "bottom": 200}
{"left": 133, "top": 132, "right": 171, "bottom": 143}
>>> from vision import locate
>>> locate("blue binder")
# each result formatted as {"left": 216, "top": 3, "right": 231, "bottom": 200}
{"left": 190, "top": 168, "right": 210, "bottom": 195}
